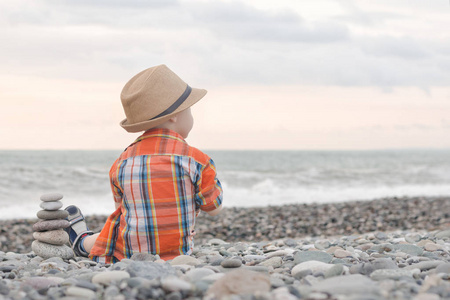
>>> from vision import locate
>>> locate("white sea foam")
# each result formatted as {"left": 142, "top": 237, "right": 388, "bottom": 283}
{"left": 1, "top": 149, "right": 450, "bottom": 219}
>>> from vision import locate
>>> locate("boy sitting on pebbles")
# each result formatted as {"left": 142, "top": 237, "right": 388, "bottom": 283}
{"left": 64, "top": 65, "right": 223, "bottom": 263}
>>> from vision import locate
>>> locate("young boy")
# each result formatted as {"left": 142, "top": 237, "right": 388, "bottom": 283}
{"left": 65, "top": 65, "right": 223, "bottom": 263}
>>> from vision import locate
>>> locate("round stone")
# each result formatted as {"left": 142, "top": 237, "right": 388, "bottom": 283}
{"left": 0, "top": 280, "right": 9, "bottom": 295}
{"left": 314, "top": 240, "right": 331, "bottom": 250}
{"left": 208, "top": 238, "right": 227, "bottom": 245}
{"left": 434, "top": 229, "right": 450, "bottom": 239}
{"left": 31, "top": 240, "right": 73, "bottom": 259}
{"left": 185, "top": 268, "right": 215, "bottom": 282}
{"left": 66, "top": 286, "right": 96, "bottom": 299}
{"left": 424, "top": 243, "right": 440, "bottom": 252}
{"left": 375, "top": 232, "right": 388, "bottom": 240}
{"left": 33, "top": 230, "right": 69, "bottom": 245}
{"left": 92, "top": 271, "right": 130, "bottom": 285}
{"left": 33, "top": 219, "right": 70, "bottom": 232}
{"left": 324, "top": 264, "right": 344, "bottom": 278}
{"left": 405, "top": 233, "right": 421, "bottom": 243}
{"left": 404, "top": 261, "right": 442, "bottom": 271}
{"left": 435, "top": 263, "right": 450, "bottom": 274}
{"left": 294, "top": 251, "right": 333, "bottom": 264}
{"left": 40, "top": 193, "right": 63, "bottom": 202}
{"left": 40, "top": 201, "right": 63, "bottom": 211}
{"left": 265, "top": 250, "right": 290, "bottom": 258}
{"left": 170, "top": 255, "right": 201, "bottom": 266}
{"left": 291, "top": 261, "right": 334, "bottom": 276}
{"left": 161, "top": 276, "right": 192, "bottom": 292}
{"left": 37, "top": 209, "right": 69, "bottom": 220}
{"left": 334, "top": 249, "right": 352, "bottom": 258}
{"left": 313, "top": 274, "right": 379, "bottom": 295}
{"left": 392, "top": 244, "right": 423, "bottom": 256}
{"left": 370, "top": 269, "right": 415, "bottom": 281}
{"left": 369, "top": 258, "right": 398, "bottom": 272}
{"left": 206, "top": 269, "right": 270, "bottom": 298}
{"left": 221, "top": 259, "right": 242, "bottom": 268}
{"left": 24, "top": 277, "right": 61, "bottom": 290}
{"left": 258, "top": 257, "right": 282, "bottom": 268}
{"left": 125, "top": 261, "right": 176, "bottom": 280}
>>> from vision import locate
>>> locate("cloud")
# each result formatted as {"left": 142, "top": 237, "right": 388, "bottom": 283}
{"left": 0, "top": 0, "right": 448, "bottom": 89}
{"left": 360, "top": 36, "right": 429, "bottom": 59}
{"left": 46, "top": 0, "right": 178, "bottom": 8}
{"left": 335, "top": 0, "right": 407, "bottom": 27}
{"left": 190, "top": 1, "right": 349, "bottom": 43}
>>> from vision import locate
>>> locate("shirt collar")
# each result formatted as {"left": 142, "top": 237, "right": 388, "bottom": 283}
{"left": 135, "top": 128, "right": 186, "bottom": 144}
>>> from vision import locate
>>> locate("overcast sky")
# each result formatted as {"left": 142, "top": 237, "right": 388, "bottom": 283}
{"left": 1, "top": 0, "right": 449, "bottom": 150}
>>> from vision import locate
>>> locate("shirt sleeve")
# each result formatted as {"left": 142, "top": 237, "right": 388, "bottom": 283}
{"left": 109, "top": 159, "right": 123, "bottom": 204}
{"left": 194, "top": 159, "right": 223, "bottom": 212}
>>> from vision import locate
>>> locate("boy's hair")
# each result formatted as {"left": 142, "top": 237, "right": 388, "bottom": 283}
{"left": 120, "top": 64, "right": 207, "bottom": 133}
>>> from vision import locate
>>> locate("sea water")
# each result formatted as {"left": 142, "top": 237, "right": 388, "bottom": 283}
{"left": 1, "top": 149, "right": 449, "bottom": 219}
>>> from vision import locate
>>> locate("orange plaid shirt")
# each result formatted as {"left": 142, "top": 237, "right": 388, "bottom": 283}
{"left": 89, "top": 128, "right": 223, "bottom": 263}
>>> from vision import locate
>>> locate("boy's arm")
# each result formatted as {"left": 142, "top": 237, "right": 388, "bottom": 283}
{"left": 195, "top": 159, "right": 223, "bottom": 214}
{"left": 207, "top": 205, "right": 222, "bottom": 216}
{"left": 110, "top": 161, "right": 123, "bottom": 211}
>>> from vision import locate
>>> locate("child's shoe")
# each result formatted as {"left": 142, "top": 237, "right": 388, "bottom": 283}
{"left": 64, "top": 205, "right": 93, "bottom": 257}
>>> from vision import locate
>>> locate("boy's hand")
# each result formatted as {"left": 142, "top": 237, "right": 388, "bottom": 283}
{"left": 207, "top": 205, "right": 222, "bottom": 216}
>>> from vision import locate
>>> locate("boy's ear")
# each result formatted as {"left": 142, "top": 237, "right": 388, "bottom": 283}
{"left": 168, "top": 115, "right": 178, "bottom": 123}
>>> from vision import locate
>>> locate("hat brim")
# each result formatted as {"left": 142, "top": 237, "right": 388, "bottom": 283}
{"left": 120, "top": 88, "right": 207, "bottom": 133}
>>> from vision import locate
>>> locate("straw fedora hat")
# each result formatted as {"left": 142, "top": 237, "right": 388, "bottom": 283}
{"left": 120, "top": 64, "right": 207, "bottom": 132}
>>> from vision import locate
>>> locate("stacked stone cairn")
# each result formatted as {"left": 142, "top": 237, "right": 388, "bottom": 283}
{"left": 31, "top": 193, "right": 74, "bottom": 259}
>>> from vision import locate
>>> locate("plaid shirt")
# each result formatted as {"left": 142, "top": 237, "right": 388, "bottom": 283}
{"left": 89, "top": 128, "right": 223, "bottom": 263}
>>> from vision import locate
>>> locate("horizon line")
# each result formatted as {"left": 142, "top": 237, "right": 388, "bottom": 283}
{"left": 1, "top": 147, "right": 449, "bottom": 152}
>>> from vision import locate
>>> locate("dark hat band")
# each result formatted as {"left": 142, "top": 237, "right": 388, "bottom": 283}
{"left": 150, "top": 85, "right": 192, "bottom": 120}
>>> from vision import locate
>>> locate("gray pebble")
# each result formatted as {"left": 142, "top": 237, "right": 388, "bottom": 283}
{"left": 40, "top": 193, "right": 63, "bottom": 202}
{"left": 314, "top": 240, "right": 331, "bottom": 250}
{"left": 33, "top": 230, "right": 69, "bottom": 246}
{"left": 324, "top": 264, "right": 344, "bottom": 278}
{"left": 33, "top": 219, "right": 70, "bottom": 232}
{"left": 65, "top": 286, "right": 96, "bottom": 299}
{"left": 375, "top": 232, "right": 388, "bottom": 240}
{"left": 372, "top": 257, "right": 398, "bottom": 270}
{"left": 219, "top": 249, "right": 233, "bottom": 257}
{"left": 37, "top": 209, "right": 69, "bottom": 220}
{"left": 130, "top": 252, "right": 158, "bottom": 261}
{"left": 185, "top": 268, "right": 215, "bottom": 281}
{"left": 258, "top": 257, "right": 282, "bottom": 268}
{"left": 221, "top": 259, "right": 242, "bottom": 268}
{"left": 435, "top": 262, "right": 450, "bottom": 274}
{"left": 75, "top": 280, "right": 98, "bottom": 291}
{"left": 40, "top": 200, "right": 63, "bottom": 211}
{"left": 392, "top": 244, "right": 424, "bottom": 256}
{"left": 31, "top": 241, "right": 73, "bottom": 260}
{"left": 313, "top": 274, "right": 379, "bottom": 295}
{"left": 166, "top": 291, "right": 183, "bottom": 300}
{"left": 370, "top": 269, "right": 415, "bottom": 281}
{"left": 434, "top": 229, "right": 450, "bottom": 239}
{"left": 161, "top": 276, "right": 191, "bottom": 292}
{"left": 126, "top": 261, "right": 176, "bottom": 279}
{"left": 404, "top": 261, "right": 443, "bottom": 271}
{"left": 92, "top": 271, "right": 130, "bottom": 285}
{"left": 405, "top": 233, "right": 421, "bottom": 243}
{"left": 208, "top": 238, "right": 227, "bottom": 245}
{"left": 293, "top": 269, "right": 312, "bottom": 280}
{"left": 0, "top": 281, "right": 10, "bottom": 295}
{"left": 270, "top": 276, "right": 285, "bottom": 288}
{"left": 284, "top": 239, "right": 298, "bottom": 247}
{"left": 0, "top": 266, "right": 15, "bottom": 272}
{"left": 294, "top": 251, "right": 333, "bottom": 264}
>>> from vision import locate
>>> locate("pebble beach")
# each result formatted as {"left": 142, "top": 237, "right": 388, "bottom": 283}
{"left": 0, "top": 196, "right": 449, "bottom": 299}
